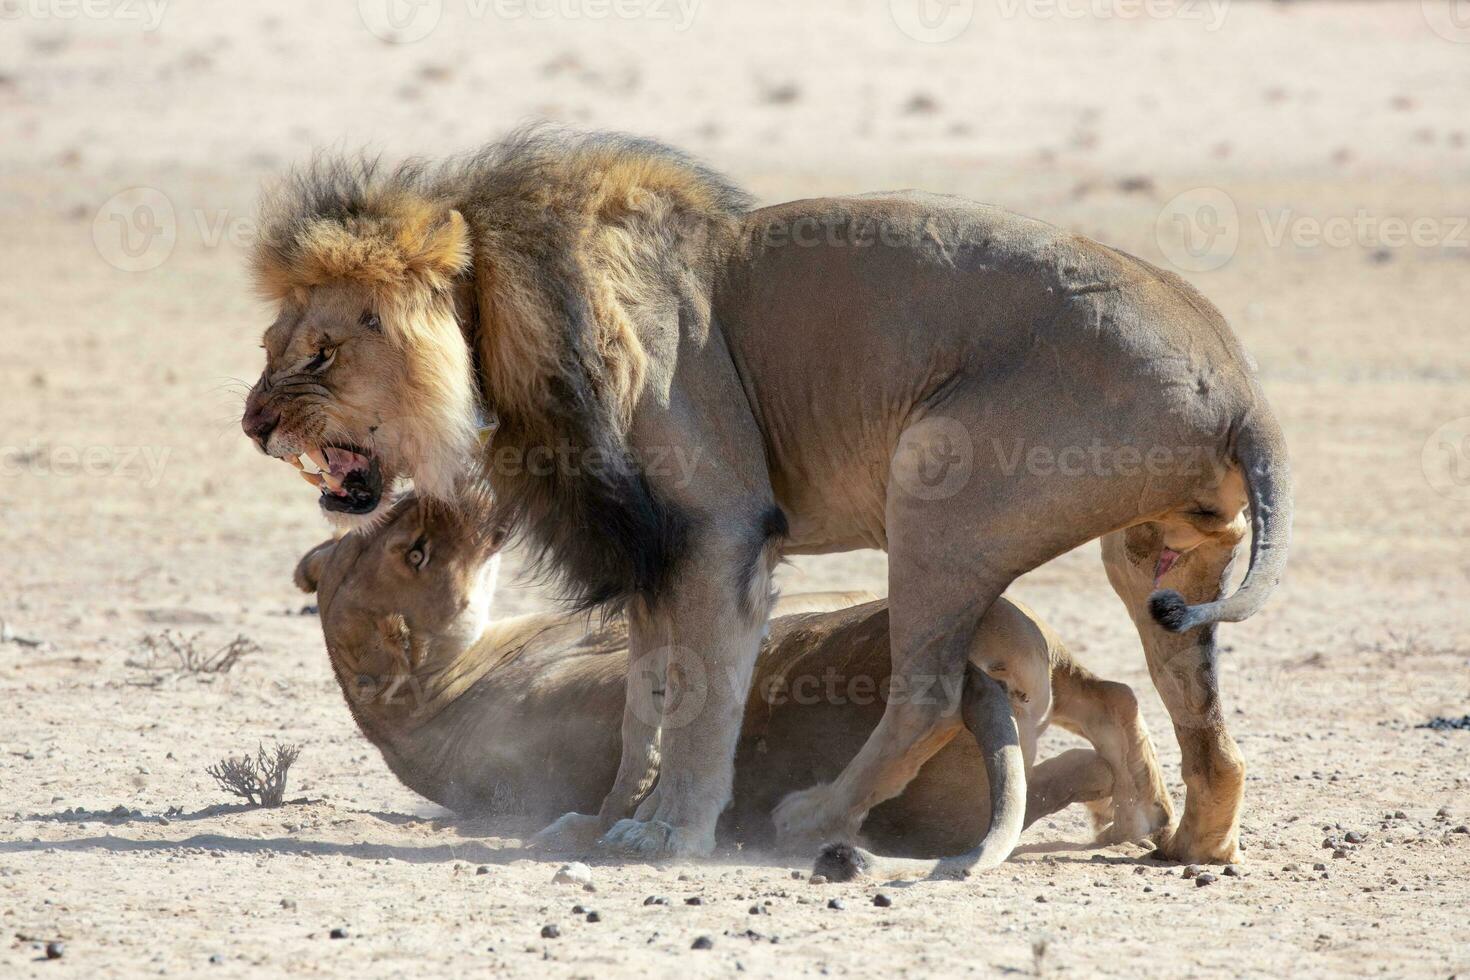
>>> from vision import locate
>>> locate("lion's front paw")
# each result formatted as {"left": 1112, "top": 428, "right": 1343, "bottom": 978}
{"left": 528, "top": 812, "right": 604, "bottom": 852}
{"left": 598, "top": 818, "right": 713, "bottom": 860}
{"left": 773, "top": 783, "right": 862, "bottom": 848}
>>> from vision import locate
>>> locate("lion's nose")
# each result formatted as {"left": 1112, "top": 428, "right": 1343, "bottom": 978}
{"left": 242, "top": 401, "right": 279, "bottom": 452}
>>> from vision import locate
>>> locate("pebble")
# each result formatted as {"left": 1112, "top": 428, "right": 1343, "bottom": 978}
{"left": 571, "top": 904, "right": 587, "bottom": 914}
{"left": 684, "top": 896, "right": 703, "bottom": 906}
{"left": 1182, "top": 865, "right": 1202, "bottom": 879}
{"left": 45, "top": 941, "right": 64, "bottom": 960}
{"left": 1223, "top": 865, "right": 1242, "bottom": 877}
{"left": 586, "top": 911, "right": 601, "bottom": 923}
{"left": 691, "top": 935, "right": 714, "bottom": 950}
{"left": 873, "top": 893, "right": 893, "bottom": 908}
{"left": 827, "top": 898, "right": 845, "bottom": 910}
{"left": 1344, "top": 831, "right": 1367, "bottom": 844}
{"left": 208, "top": 954, "right": 223, "bottom": 965}
{"left": 541, "top": 924, "right": 560, "bottom": 939}
{"left": 790, "top": 870, "right": 804, "bottom": 880}
{"left": 476, "top": 866, "right": 490, "bottom": 875}
{"left": 809, "top": 875, "right": 828, "bottom": 885}
{"left": 552, "top": 863, "right": 593, "bottom": 887}
{"left": 643, "top": 895, "right": 669, "bottom": 906}
{"left": 1195, "top": 873, "right": 1218, "bottom": 887}
{"left": 329, "top": 928, "right": 348, "bottom": 940}
{"left": 1454, "top": 825, "right": 1470, "bottom": 835}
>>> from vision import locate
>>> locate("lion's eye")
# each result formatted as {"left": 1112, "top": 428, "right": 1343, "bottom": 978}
{"left": 405, "top": 535, "right": 430, "bottom": 571}
{"left": 360, "top": 311, "right": 381, "bottom": 331}
{"left": 306, "top": 346, "right": 337, "bottom": 372}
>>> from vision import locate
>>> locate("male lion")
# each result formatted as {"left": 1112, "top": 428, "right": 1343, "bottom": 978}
{"left": 241, "top": 128, "right": 1291, "bottom": 867}
{"left": 293, "top": 491, "right": 1171, "bottom": 875}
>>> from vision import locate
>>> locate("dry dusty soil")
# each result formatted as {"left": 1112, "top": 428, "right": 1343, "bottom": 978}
{"left": 1, "top": 1, "right": 1468, "bottom": 976}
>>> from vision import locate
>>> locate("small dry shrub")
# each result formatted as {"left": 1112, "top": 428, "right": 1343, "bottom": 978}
{"left": 205, "top": 743, "right": 301, "bottom": 808}
{"left": 127, "top": 631, "right": 257, "bottom": 684}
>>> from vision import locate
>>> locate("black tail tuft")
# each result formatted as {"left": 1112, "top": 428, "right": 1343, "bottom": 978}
{"left": 812, "top": 842, "right": 867, "bottom": 883}
{"left": 1148, "top": 590, "right": 1194, "bottom": 633}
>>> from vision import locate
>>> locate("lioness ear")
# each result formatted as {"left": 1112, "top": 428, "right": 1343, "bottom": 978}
{"left": 294, "top": 538, "right": 337, "bottom": 593}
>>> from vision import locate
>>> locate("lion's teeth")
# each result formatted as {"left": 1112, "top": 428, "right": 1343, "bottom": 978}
{"left": 306, "top": 448, "right": 330, "bottom": 473}
{"left": 321, "top": 471, "right": 344, "bottom": 492}
{"left": 286, "top": 455, "right": 304, "bottom": 471}
{"left": 299, "top": 470, "right": 324, "bottom": 489}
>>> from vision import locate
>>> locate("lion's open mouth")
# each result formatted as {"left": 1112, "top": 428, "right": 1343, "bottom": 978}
{"left": 283, "top": 445, "right": 384, "bottom": 516}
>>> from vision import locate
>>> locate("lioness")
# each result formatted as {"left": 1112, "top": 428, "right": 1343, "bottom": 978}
{"left": 241, "top": 128, "right": 1291, "bottom": 866}
{"left": 293, "top": 491, "right": 1170, "bottom": 874}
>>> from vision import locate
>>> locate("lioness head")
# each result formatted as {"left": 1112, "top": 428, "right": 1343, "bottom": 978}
{"left": 242, "top": 164, "right": 478, "bottom": 525}
{"left": 294, "top": 491, "right": 507, "bottom": 689}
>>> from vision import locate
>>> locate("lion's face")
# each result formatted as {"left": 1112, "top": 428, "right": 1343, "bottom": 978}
{"left": 294, "top": 494, "right": 506, "bottom": 682}
{"left": 242, "top": 280, "right": 478, "bottom": 526}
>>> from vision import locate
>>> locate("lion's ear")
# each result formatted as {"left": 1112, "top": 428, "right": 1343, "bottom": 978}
{"left": 294, "top": 538, "right": 337, "bottom": 593}
{"left": 401, "top": 208, "right": 471, "bottom": 287}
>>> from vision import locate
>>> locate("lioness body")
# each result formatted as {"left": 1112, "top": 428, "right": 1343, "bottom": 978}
{"left": 295, "top": 499, "right": 1170, "bottom": 862}
{"left": 245, "top": 131, "right": 1291, "bottom": 867}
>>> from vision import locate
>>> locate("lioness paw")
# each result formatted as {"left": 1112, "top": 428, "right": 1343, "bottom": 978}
{"left": 528, "top": 812, "right": 603, "bottom": 852}
{"left": 773, "top": 783, "right": 862, "bottom": 847}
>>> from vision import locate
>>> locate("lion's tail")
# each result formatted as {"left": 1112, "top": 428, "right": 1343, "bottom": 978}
{"left": 810, "top": 667, "right": 1024, "bottom": 883}
{"left": 1148, "top": 405, "right": 1294, "bottom": 633}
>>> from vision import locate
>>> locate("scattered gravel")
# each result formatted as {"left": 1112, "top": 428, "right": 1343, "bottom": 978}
{"left": 691, "top": 935, "right": 714, "bottom": 950}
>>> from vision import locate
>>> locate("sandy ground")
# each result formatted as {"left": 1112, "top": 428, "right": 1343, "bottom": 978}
{"left": 2, "top": 1, "right": 1469, "bottom": 976}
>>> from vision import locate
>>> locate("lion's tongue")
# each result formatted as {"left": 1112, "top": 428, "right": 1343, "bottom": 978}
{"left": 323, "top": 446, "right": 368, "bottom": 478}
